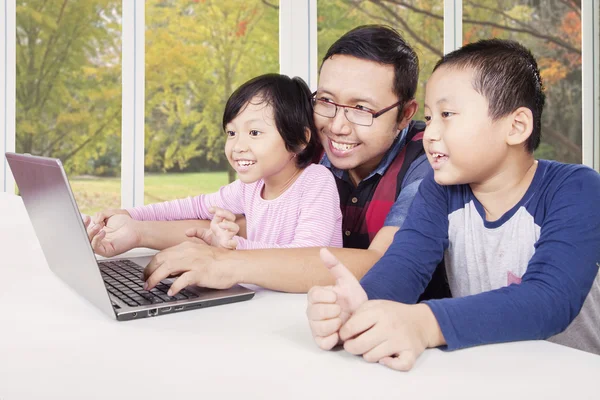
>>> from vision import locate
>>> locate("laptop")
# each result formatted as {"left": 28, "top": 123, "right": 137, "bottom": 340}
{"left": 6, "top": 152, "right": 255, "bottom": 321}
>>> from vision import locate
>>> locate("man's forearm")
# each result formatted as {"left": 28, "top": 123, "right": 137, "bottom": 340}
{"left": 219, "top": 246, "right": 382, "bottom": 293}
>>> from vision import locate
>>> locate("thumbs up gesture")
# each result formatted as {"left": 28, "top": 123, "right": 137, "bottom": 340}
{"left": 306, "top": 248, "right": 368, "bottom": 350}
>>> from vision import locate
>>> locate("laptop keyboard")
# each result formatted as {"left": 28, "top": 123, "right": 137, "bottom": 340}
{"left": 99, "top": 259, "right": 199, "bottom": 307}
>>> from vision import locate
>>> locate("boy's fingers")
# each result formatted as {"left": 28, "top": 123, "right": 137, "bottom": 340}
{"left": 379, "top": 352, "right": 416, "bottom": 372}
{"left": 314, "top": 333, "right": 341, "bottom": 351}
{"left": 339, "top": 310, "right": 377, "bottom": 342}
{"left": 310, "top": 317, "right": 343, "bottom": 337}
{"left": 319, "top": 248, "right": 358, "bottom": 286}
{"left": 307, "top": 286, "right": 337, "bottom": 304}
{"left": 306, "top": 303, "right": 341, "bottom": 321}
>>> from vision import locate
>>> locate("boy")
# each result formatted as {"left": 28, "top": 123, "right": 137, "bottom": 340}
{"left": 307, "top": 39, "right": 600, "bottom": 371}
{"left": 87, "top": 26, "right": 449, "bottom": 298}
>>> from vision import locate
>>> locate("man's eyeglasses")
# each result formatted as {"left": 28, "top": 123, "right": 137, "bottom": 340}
{"left": 311, "top": 92, "right": 402, "bottom": 127}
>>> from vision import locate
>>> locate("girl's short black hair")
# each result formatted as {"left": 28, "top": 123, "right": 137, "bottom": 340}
{"left": 222, "top": 74, "right": 320, "bottom": 168}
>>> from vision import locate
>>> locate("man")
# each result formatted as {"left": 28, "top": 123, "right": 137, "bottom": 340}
{"left": 87, "top": 25, "right": 449, "bottom": 297}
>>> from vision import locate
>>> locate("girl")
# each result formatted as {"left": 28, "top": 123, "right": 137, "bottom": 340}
{"left": 112, "top": 74, "right": 342, "bottom": 250}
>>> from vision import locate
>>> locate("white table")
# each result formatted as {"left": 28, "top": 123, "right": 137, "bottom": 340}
{"left": 1, "top": 192, "right": 599, "bottom": 399}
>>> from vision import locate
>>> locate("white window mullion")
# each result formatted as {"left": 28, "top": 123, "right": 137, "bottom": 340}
{"left": 582, "top": 0, "right": 598, "bottom": 171}
{"left": 279, "top": 0, "right": 317, "bottom": 90}
{"left": 1, "top": 0, "right": 16, "bottom": 194}
{"left": 595, "top": 0, "right": 599, "bottom": 172}
{"left": 121, "top": 0, "right": 145, "bottom": 208}
{"left": 444, "top": 0, "right": 462, "bottom": 54}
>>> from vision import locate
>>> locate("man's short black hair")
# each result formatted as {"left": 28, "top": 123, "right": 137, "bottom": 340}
{"left": 433, "top": 39, "right": 546, "bottom": 153}
{"left": 223, "top": 74, "right": 319, "bottom": 168}
{"left": 321, "top": 24, "right": 419, "bottom": 121}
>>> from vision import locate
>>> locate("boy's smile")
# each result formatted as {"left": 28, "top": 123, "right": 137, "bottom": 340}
{"left": 423, "top": 66, "right": 509, "bottom": 186}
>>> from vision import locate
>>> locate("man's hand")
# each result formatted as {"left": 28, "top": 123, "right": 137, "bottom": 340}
{"left": 340, "top": 301, "right": 445, "bottom": 371}
{"left": 307, "top": 248, "right": 368, "bottom": 350}
{"left": 84, "top": 209, "right": 141, "bottom": 257}
{"left": 143, "top": 242, "right": 237, "bottom": 294}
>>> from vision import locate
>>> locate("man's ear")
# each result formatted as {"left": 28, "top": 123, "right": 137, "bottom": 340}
{"left": 396, "top": 99, "right": 418, "bottom": 131}
{"left": 506, "top": 107, "right": 533, "bottom": 147}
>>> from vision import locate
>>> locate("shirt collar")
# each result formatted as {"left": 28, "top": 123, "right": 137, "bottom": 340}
{"left": 320, "top": 125, "right": 409, "bottom": 182}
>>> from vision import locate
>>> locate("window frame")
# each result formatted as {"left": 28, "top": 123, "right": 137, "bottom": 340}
{"left": 1, "top": 0, "right": 598, "bottom": 199}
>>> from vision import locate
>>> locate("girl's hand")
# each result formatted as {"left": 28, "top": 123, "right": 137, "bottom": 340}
{"left": 83, "top": 209, "right": 141, "bottom": 257}
{"left": 208, "top": 207, "right": 239, "bottom": 250}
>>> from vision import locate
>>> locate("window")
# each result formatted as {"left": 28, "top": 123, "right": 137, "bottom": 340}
{"left": 463, "top": 0, "right": 583, "bottom": 164}
{"left": 317, "top": 0, "right": 444, "bottom": 122}
{"left": 144, "top": 0, "right": 279, "bottom": 203}
{"left": 15, "top": 0, "right": 122, "bottom": 214}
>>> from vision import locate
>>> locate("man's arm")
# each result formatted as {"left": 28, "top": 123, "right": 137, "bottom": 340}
{"left": 144, "top": 157, "right": 428, "bottom": 293}
{"left": 209, "top": 226, "right": 398, "bottom": 293}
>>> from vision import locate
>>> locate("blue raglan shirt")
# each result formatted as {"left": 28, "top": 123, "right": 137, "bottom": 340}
{"left": 360, "top": 160, "right": 600, "bottom": 354}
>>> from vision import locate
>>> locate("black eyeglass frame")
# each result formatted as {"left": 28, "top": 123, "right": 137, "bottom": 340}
{"left": 311, "top": 91, "right": 403, "bottom": 126}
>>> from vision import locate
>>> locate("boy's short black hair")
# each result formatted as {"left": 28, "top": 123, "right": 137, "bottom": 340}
{"left": 222, "top": 74, "right": 319, "bottom": 169}
{"left": 433, "top": 39, "right": 545, "bottom": 153}
{"left": 321, "top": 25, "right": 419, "bottom": 122}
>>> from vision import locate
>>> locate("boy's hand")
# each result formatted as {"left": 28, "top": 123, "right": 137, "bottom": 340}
{"left": 83, "top": 209, "right": 141, "bottom": 257}
{"left": 209, "top": 207, "right": 239, "bottom": 250}
{"left": 340, "top": 301, "right": 445, "bottom": 371}
{"left": 307, "top": 248, "right": 368, "bottom": 350}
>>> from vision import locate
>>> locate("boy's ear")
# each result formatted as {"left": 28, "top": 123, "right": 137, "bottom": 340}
{"left": 506, "top": 107, "right": 533, "bottom": 147}
{"left": 396, "top": 99, "right": 418, "bottom": 131}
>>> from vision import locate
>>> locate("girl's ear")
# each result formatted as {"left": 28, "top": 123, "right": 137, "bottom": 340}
{"left": 298, "top": 127, "right": 311, "bottom": 153}
{"left": 506, "top": 106, "right": 533, "bottom": 147}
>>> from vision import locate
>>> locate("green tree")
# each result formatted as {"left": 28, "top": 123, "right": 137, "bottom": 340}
{"left": 145, "top": 0, "right": 279, "bottom": 182}
{"left": 16, "top": 0, "right": 122, "bottom": 176}
{"left": 318, "top": 0, "right": 582, "bottom": 163}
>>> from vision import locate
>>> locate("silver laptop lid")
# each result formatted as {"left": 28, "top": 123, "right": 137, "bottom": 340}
{"left": 6, "top": 152, "right": 115, "bottom": 318}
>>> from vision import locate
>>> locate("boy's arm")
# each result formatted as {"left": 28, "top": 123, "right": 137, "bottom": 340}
{"left": 360, "top": 172, "right": 449, "bottom": 302}
{"left": 425, "top": 168, "right": 600, "bottom": 350}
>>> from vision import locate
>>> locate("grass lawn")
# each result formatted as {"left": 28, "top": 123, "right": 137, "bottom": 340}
{"left": 70, "top": 171, "right": 229, "bottom": 215}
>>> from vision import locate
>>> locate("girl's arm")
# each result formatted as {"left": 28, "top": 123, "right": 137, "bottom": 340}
{"left": 126, "top": 180, "right": 246, "bottom": 221}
